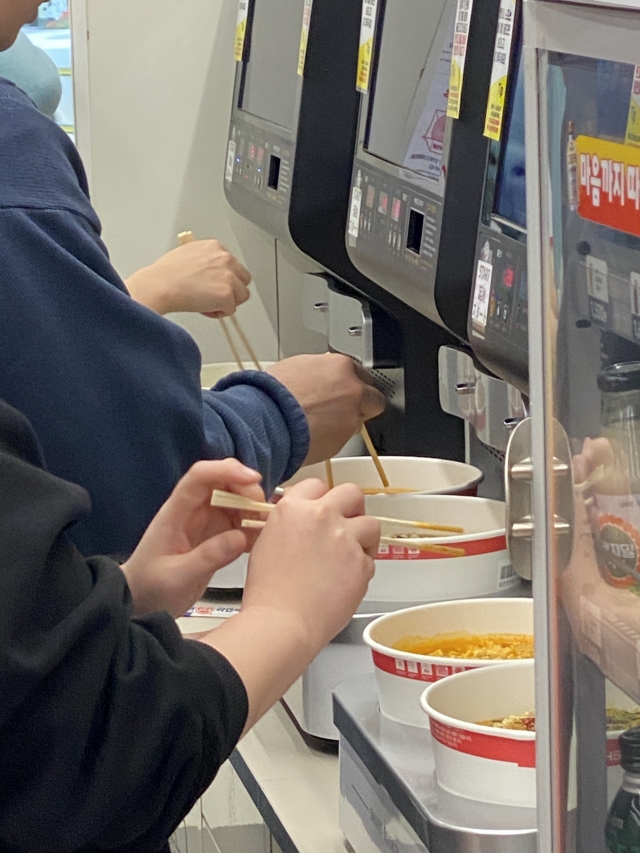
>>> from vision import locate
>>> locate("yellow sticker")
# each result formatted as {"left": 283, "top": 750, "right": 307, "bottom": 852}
{"left": 483, "top": 0, "right": 517, "bottom": 141}
{"left": 447, "top": 0, "right": 475, "bottom": 119}
{"left": 627, "top": 66, "right": 640, "bottom": 148}
{"left": 234, "top": 0, "right": 249, "bottom": 62}
{"left": 356, "top": 0, "right": 379, "bottom": 94}
{"left": 298, "top": 0, "right": 314, "bottom": 77}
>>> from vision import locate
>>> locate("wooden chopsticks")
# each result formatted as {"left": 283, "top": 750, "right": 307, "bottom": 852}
{"left": 239, "top": 518, "right": 465, "bottom": 556}
{"left": 360, "top": 424, "right": 389, "bottom": 488}
{"left": 178, "top": 231, "right": 261, "bottom": 371}
{"left": 324, "top": 460, "right": 335, "bottom": 489}
{"left": 210, "top": 490, "right": 464, "bottom": 536}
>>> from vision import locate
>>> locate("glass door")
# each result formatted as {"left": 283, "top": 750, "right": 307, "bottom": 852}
{"left": 523, "top": 1, "right": 640, "bottom": 850}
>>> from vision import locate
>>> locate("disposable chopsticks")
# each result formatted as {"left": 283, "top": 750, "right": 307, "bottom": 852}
{"left": 210, "top": 490, "right": 464, "bottom": 535}
{"left": 178, "top": 231, "right": 262, "bottom": 371}
{"left": 360, "top": 424, "right": 389, "bottom": 488}
{"left": 324, "top": 459, "right": 335, "bottom": 489}
{"left": 238, "top": 518, "right": 465, "bottom": 556}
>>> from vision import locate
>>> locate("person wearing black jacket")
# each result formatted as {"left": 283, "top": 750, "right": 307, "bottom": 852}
{"left": 0, "top": 398, "right": 379, "bottom": 852}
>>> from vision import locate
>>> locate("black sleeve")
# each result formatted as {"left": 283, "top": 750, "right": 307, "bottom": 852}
{"left": 0, "top": 401, "right": 248, "bottom": 853}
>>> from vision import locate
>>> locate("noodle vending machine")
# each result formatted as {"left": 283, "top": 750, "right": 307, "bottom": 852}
{"left": 439, "top": 14, "right": 529, "bottom": 466}
{"left": 337, "top": 1, "right": 640, "bottom": 852}
{"left": 223, "top": 0, "right": 464, "bottom": 460}
{"left": 333, "top": 6, "right": 537, "bottom": 853}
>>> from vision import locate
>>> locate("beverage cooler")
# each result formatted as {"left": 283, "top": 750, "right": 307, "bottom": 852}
{"left": 521, "top": 0, "right": 640, "bottom": 849}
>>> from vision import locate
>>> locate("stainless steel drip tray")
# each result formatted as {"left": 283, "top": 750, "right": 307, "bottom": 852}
{"left": 333, "top": 675, "right": 537, "bottom": 853}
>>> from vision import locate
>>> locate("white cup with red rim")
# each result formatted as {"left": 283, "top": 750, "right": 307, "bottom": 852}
{"left": 208, "top": 458, "right": 484, "bottom": 590}
{"left": 421, "top": 660, "right": 536, "bottom": 807}
{"left": 286, "top": 456, "right": 483, "bottom": 495}
{"left": 360, "top": 495, "right": 519, "bottom": 611}
{"left": 364, "top": 598, "right": 533, "bottom": 727}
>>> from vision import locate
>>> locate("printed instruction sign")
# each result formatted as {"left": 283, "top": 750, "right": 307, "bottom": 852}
{"left": 576, "top": 135, "right": 640, "bottom": 238}
{"left": 447, "top": 0, "right": 475, "bottom": 119}
{"left": 356, "top": 0, "right": 379, "bottom": 94}
{"left": 484, "top": 0, "right": 517, "bottom": 141}
{"left": 297, "top": 0, "right": 314, "bottom": 76}
{"left": 234, "top": 0, "right": 249, "bottom": 62}
{"left": 627, "top": 66, "right": 640, "bottom": 148}
{"left": 404, "top": 34, "right": 453, "bottom": 188}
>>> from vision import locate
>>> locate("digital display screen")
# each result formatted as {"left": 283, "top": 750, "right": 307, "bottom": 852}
{"left": 365, "top": 0, "right": 453, "bottom": 184}
{"left": 493, "top": 47, "right": 526, "bottom": 229}
{"left": 240, "top": 0, "right": 306, "bottom": 131}
{"left": 391, "top": 197, "right": 402, "bottom": 221}
{"left": 378, "top": 191, "right": 389, "bottom": 214}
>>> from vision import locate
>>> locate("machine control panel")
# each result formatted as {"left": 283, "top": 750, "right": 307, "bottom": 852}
{"left": 348, "top": 169, "right": 443, "bottom": 281}
{"left": 225, "top": 120, "right": 293, "bottom": 210}
{"left": 570, "top": 229, "right": 640, "bottom": 348}
{"left": 469, "top": 227, "right": 529, "bottom": 393}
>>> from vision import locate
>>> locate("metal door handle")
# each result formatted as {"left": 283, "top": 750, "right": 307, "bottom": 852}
{"left": 504, "top": 418, "right": 575, "bottom": 580}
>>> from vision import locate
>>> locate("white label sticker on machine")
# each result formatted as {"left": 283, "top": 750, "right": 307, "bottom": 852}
{"left": 586, "top": 254, "right": 609, "bottom": 325}
{"left": 356, "top": 0, "right": 379, "bottom": 93}
{"left": 225, "top": 139, "right": 236, "bottom": 184}
{"left": 297, "top": 0, "right": 314, "bottom": 76}
{"left": 348, "top": 185, "right": 363, "bottom": 243}
{"left": 234, "top": 0, "right": 249, "bottom": 61}
{"left": 471, "top": 259, "right": 493, "bottom": 336}
{"left": 447, "top": 0, "right": 475, "bottom": 119}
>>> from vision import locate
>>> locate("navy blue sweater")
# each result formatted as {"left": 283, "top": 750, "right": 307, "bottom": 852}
{"left": 0, "top": 79, "right": 309, "bottom": 557}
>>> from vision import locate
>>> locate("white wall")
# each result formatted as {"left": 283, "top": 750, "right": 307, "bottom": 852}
{"left": 81, "top": 0, "right": 279, "bottom": 364}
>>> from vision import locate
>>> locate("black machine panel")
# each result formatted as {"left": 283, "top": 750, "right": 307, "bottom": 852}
{"left": 224, "top": 0, "right": 467, "bottom": 463}
{"left": 225, "top": 0, "right": 377, "bottom": 290}
{"left": 468, "top": 36, "right": 530, "bottom": 395}
{"left": 346, "top": 0, "right": 501, "bottom": 340}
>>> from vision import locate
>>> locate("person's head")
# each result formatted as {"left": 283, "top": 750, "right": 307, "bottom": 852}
{"left": 0, "top": 0, "right": 41, "bottom": 51}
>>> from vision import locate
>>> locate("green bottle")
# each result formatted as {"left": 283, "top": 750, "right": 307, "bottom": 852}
{"left": 606, "top": 727, "right": 640, "bottom": 852}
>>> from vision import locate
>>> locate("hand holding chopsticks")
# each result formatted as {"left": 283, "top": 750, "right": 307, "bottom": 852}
{"left": 210, "top": 489, "right": 465, "bottom": 556}
{"left": 240, "top": 518, "right": 465, "bottom": 557}
{"left": 177, "top": 231, "right": 261, "bottom": 371}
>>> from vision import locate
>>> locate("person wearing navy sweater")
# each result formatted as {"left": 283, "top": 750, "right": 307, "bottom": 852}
{"left": 0, "top": 4, "right": 384, "bottom": 559}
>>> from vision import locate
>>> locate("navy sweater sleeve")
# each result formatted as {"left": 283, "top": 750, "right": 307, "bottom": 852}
{"left": 0, "top": 79, "right": 309, "bottom": 558}
{"left": 0, "top": 399, "right": 248, "bottom": 853}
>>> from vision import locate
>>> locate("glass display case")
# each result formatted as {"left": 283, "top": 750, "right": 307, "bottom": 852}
{"left": 520, "top": 0, "right": 640, "bottom": 849}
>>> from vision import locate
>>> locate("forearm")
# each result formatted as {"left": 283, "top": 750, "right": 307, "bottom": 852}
{"left": 125, "top": 266, "right": 172, "bottom": 315}
{"left": 201, "top": 605, "right": 318, "bottom": 734}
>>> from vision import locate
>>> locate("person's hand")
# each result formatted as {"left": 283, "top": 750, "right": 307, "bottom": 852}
{"left": 125, "top": 240, "right": 252, "bottom": 317}
{"left": 121, "top": 459, "right": 264, "bottom": 618}
{"left": 573, "top": 436, "right": 616, "bottom": 486}
{"left": 200, "top": 479, "right": 380, "bottom": 731}
{"left": 243, "top": 479, "right": 380, "bottom": 650}
{"left": 267, "top": 353, "right": 386, "bottom": 463}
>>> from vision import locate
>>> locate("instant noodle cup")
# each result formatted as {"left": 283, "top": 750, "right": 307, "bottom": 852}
{"left": 364, "top": 598, "right": 533, "bottom": 726}
{"left": 359, "top": 495, "right": 520, "bottom": 611}
{"left": 209, "top": 460, "right": 484, "bottom": 590}
{"left": 286, "top": 456, "right": 483, "bottom": 496}
{"left": 421, "top": 660, "right": 536, "bottom": 807}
